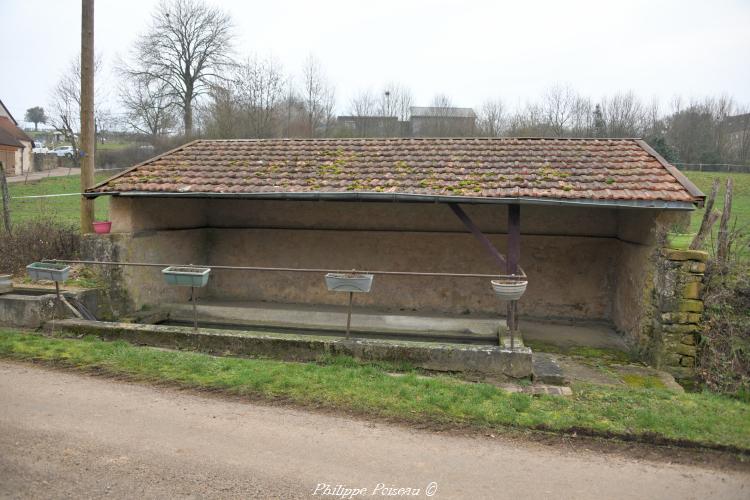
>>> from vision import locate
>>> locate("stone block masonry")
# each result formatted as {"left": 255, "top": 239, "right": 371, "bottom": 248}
{"left": 653, "top": 248, "right": 708, "bottom": 379}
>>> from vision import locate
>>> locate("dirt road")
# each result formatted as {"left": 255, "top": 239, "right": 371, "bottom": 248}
{"left": 0, "top": 361, "right": 747, "bottom": 499}
{"left": 6, "top": 167, "right": 81, "bottom": 184}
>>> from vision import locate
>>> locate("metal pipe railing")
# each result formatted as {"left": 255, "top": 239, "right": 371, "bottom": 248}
{"left": 43, "top": 258, "right": 526, "bottom": 280}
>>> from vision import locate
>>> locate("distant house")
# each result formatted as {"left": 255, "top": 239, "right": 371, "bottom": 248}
{"left": 0, "top": 124, "right": 23, "bottom": 175}
{"left": 335, "top": 106, "right": 478, "bottom": 138}
{"left": 336, "top": 115, "right": 403, "bottom": 137}
{"left": 409, "top": 106, "right": 477, "bottom": 137}
{"left": 722, "top": 112, "right": 750, "bottom": 164}
{"left": 0, "top": 99, "right": 34, "bottom": 175}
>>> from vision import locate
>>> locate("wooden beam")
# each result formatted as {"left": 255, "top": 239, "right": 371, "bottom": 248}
{"left": 448, "top": 203, "right": 507, "bottom": 270}
{"left": 507, "top": 204, "right": 520, "bottom": 275}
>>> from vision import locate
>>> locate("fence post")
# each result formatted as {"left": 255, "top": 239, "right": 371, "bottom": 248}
{"left": 0, "top": 160, "right": 12, "bottom": 234}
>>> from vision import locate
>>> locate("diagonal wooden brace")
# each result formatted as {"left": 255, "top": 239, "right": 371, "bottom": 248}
{"left": 448, "top": 203, "right": 507, "bottom": 270}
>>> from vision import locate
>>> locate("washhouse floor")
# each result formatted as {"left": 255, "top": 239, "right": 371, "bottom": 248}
{"left": 155, "top": 299, "right": 628, "bottom": 351}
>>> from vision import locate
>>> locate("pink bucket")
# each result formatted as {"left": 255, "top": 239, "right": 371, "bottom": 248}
{"left": 92, "top": 221, "right": 112, "bottom": 234}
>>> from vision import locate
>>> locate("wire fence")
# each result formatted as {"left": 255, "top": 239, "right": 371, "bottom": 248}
{"left": 674, "top": 162, "right": 750, "bottom": 173}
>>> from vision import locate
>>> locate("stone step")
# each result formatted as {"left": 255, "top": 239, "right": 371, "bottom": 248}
{"left": 532, "top": 352, "right": 567, "bottom": 385}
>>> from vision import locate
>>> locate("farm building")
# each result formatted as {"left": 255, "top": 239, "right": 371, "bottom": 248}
{"left": 84, "top": 137, "right": 704, "bottom": 354}
{"left": 0, "top": 99, "right": 33, "bottom": 175}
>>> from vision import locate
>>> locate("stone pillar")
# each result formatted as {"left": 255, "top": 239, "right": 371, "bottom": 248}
{"left": 80, "top": 233, "right": 133, "bottom": 320}
{"left": 653, "top": 249, "right": 708, "bottom": 379}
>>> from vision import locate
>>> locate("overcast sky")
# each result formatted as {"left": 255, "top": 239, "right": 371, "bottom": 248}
{"left": 2, "top": 0, "right": 749, "bottom": 124}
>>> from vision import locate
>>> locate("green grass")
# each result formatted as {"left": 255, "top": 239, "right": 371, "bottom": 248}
{"left": 621, "top": 374, "right": 667, "bottom": 390}
{"left": 669, "top": 171, "right": 750, "bottom": 251}
{"left": 97, "top": 141, "right": 134, "bottom": 151}
{"left": 1, "top": 330, "right": 749, "bottom": 451}
{"left": 8, "top": 173, "right": 110, "bottom": 225}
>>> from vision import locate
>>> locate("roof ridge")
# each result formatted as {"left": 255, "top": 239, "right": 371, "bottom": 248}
{"left": 199, "top": 137, "right": 643, "bottom": 142}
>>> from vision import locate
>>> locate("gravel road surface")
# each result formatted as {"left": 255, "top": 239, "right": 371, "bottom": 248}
{"left": 0, "top": 361, "right": 747, "bottom": 499}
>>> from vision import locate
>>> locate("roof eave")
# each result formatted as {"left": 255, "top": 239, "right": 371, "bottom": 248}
{"left": 636, "top": 139, "right": 705, "bottom": 208}
{"left": 84, "top": 190, "right": 697, "bottom": 210}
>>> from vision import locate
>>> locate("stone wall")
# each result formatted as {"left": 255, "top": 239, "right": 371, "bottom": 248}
{"left": 650, "top": 248, "right": 707, "bottom": 378}
{"left": 33, "top": 154, "right": 77, "bottom": 172}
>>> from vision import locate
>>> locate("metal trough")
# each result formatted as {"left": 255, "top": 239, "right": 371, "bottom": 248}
{"left": 27, "top": 263, "right": 70, "bottom": 282}
{"left": 162, "top": 266, "right": 211, "bottom": 332}
{"left": 324, "top": 273, "right": 374, "bottom": 337}
{"left": 162, "top": 266, "right": 211, "bottom": 287}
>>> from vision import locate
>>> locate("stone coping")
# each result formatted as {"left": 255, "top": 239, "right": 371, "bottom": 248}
{"left": 44, "top": 319, "right": 533, "bottom": 379}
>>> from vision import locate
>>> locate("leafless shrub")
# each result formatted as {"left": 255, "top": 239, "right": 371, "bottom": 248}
{"left": 698, "top": 225, "right": 750, "bottom": 399}
{"left": 0, "top": 220, "right": 81, "bottom": 276}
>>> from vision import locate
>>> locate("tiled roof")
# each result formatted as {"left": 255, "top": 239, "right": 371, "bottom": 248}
{"left": 0, "top": 126, "right": 23, "bottom": 149}
{"left": 0, "top": 117, "right": 32, "bottom": 145}
{"left": 89, "top": 138, "right": 703, "bottom": 205}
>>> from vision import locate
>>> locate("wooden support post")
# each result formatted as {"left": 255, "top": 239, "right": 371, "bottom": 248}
{"left": 507, "top": 204, "right": 521, "bottom": 345}
{"left": 191, "top": 286, "right": 198, "bottom": 332}
{"left": 346, "top": 291, "right": 354, "bottom": 338}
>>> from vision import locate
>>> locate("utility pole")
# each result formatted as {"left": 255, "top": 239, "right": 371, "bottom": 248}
{"left": 80, "top": 0, "right": 95, "bottom": 233}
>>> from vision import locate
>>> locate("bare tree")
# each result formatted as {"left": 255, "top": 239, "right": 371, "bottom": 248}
{"left": 125, "top": 0, "right": 234, "bottom": 136}
{"left": 538, "top": 85, "right": 581, "bottom": 137}
{"left": 233, "top": 56, "right": 287, "bottom": 138}
{"left": 346, "top": 89, "right": 378, "bottom": 137}
{"left": 378, "top": 83, "right": 413, "bottom": 122}
{"left": 119, "top": 75, "right": 177, "bottom": 142}
{"left": 349, "top": 89, "right": 377, "bottom": 118}
{"left": 301, "top": 55, "right": 336, "bottom": 137}
{"left": 200, "top": 83, "right": 239, "bottom": 138}
{"left": 345, "top": 84, "right": 412, "bottom": 137}
{"left": 477, "top": 99, "right": 505, "bottom": 137}
{"left": 48, "top": 56, "right": 104, "bottom": 161}
{"left": 600, "top": 91, "right": 646, "bottom": 137}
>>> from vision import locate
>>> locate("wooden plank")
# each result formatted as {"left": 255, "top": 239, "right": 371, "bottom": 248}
{"left": 447, "top": 203, "right": 507, "bottom": 270}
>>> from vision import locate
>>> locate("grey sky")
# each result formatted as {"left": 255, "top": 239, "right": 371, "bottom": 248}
{"left": 2, "top": 0, "right": 749, "bottom": 124}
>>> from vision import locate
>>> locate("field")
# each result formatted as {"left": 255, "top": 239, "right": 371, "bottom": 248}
{"left": 669, "top": 171, "right": 750, "bottom": 251}
{"left": 7, "top": 173, "right": 110, "bottom": 226}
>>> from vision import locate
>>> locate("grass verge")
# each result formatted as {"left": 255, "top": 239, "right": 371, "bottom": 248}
{"left": 668, "top": 171, "right": 750, "bottom": 252}
{"left": 8, "top": 173, "right": 110, "bottom": 225}
{"left": 1, "top": 330, "right": 749, "bottom": 452}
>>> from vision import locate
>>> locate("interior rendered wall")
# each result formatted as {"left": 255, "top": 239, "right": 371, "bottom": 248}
{"left": 204, "top": 228, "right": 617, "bottom": 319}
{"left": 200, "top": 200, "right": 620, "bottom": 319}
{"left": 611, "top": 209, "right": 691, "bottom": 344}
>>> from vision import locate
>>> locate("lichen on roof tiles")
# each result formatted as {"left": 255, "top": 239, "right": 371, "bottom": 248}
{"left": 89, "top": 137, "right": 700, "bottom": 203}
